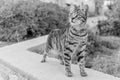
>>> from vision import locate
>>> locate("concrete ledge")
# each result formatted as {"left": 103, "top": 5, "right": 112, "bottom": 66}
{"left": 0, "top": 59, "right": 38, "bottom": 80}
{"left": 0, "top": 35, "right": 119, "bottom": 80}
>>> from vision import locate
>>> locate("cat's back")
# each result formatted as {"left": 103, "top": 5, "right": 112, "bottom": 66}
{"left": 48, "top": 27, "right": 68, "bottom": 39}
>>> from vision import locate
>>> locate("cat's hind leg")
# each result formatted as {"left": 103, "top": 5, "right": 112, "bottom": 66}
{"left": 41, "top": 51, "right": 47, "bottom": 63}
{"left": 58, "top": 55, "right": 64, "bottom": 65}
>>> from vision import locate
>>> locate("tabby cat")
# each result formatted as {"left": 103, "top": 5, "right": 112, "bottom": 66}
{"left": 41, "top": 3, "right": 89, "bottom": 77}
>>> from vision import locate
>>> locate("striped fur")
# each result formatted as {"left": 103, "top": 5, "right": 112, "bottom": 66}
{"left": 41, "top": 3, "right": 89, "bottom": 77}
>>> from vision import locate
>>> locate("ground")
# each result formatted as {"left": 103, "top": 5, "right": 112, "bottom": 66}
{"left": 0, "top": 61, "right": 27, "bottom": 80}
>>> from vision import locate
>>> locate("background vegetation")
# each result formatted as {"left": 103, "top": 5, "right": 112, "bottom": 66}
{"left": 87, "top": 0, "right": 120, "bottom": 77}
{"left": 0, "top": 0, "right": 68, "bottom": 42}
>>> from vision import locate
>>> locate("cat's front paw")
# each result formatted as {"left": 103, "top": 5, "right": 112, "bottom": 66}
{"left": 60, "top": 61, "right": 64, "bottom": 65}
{"left": 41, "top": 59, "right": 46, "bottom": 63}
{"left": 66, "top": 71, "right": 73, "bottom": 77}
{"left": 80, "top": 71, "right": 88, "bottom": 77}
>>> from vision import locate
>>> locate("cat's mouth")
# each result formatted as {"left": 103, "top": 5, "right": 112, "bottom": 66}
{"left": 80, "top": 28, "right": 86, "bottom": 32}
{"left": 71, "top": 18, "right": 86, "bottom": 24}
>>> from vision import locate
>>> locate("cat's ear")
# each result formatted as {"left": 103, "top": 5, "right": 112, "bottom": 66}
{"left": 66, "top": 3, "right": 76, "bottom": 12}
{"left": 80, "top": 2, "right": 89, "bottom": 15}
{"left": 66, "top": 3, "right": 71, "bottom": 7}
{"left": 85, "top": 4, "right": 89, "bottom": 12}
{"left": 80, "top": 2, "right": 89, "bottom": 12}
{"left": 84, "top": 4, "right": 89, "bottom": 16}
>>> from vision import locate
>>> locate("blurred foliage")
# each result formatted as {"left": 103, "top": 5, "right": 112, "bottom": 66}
{"left": 92, "top": 54, "right": 120, "bottom": 78}
{"left": 97, "top": 20, "right": 120, "bottom": 37}
{"left": 105, "top": 0, "right": 120, "bottom": 20}
{"left": 0, "top": 0, "right": 69, "bottom": 42}
{"left": 86, "top": 30, "right": 120, "bottom": 78}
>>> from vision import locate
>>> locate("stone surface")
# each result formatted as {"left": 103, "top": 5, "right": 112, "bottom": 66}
{"left": 9, "top": 75, "right": 18, "bottom": 80}
{"left": 0, "top": 74, "right": 4, "bottom": 80}
{"left": 0, "top": 63, "right": 28, "bottom": 80}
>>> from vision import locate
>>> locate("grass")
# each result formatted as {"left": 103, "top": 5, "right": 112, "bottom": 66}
{"left": 28, "top": 43, "right": 45, "bottom": 54}
{"left": 87, "top": 35, "right": 120, "bottom": 78}
{"left": 28, "top": 35, "right": 120, "bottom": 78}
{"left": 92, "top": 53, "right": 120, "bottom": 77}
